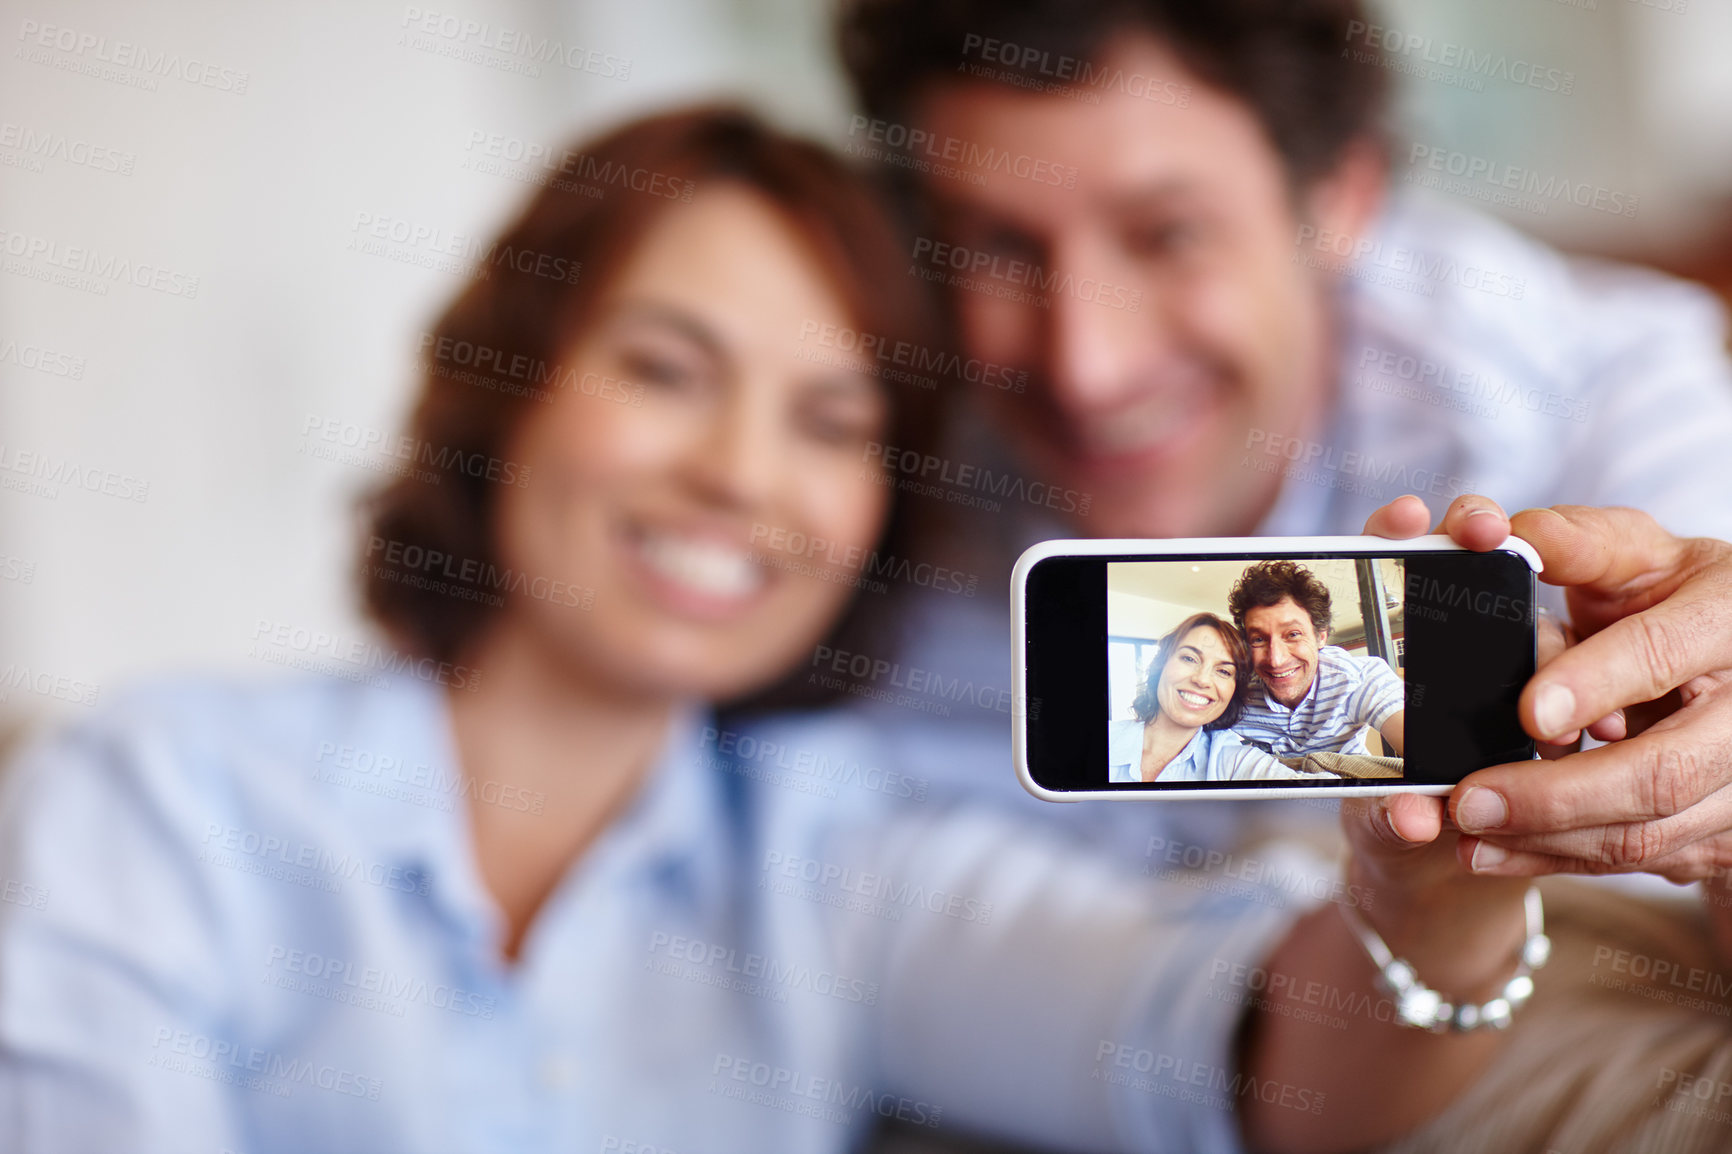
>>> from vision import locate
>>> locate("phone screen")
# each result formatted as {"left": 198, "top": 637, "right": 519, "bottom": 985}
{"left": 1022, "top": 549, "right": 1536, "bottom": 793}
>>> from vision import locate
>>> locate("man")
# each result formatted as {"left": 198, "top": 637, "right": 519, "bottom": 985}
{"left": 834, "top": 1, "right": 1732, "bottom": 1150}
{"left": 837, "top": 0, "right": 1732, "bottom": 890}
{"left": 1227, "top": 560, "right": 1405, "bottom": 758}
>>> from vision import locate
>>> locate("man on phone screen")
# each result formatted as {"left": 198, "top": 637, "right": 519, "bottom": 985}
{"left": 1227, "top": 560, "right": 1405, "bottom": 759}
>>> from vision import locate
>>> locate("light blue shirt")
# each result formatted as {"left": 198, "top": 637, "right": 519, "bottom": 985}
{"left": 1107, "top": 721, "right": 1320, "bottom": 784}
{"left": 0, "top": 675, "right": 1296, "bottom": 1154}
{"left": 1233, "top": 647, "right": 1405, "bottom": 759}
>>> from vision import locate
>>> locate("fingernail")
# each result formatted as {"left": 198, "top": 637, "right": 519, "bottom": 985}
{"left": 1467, "top": 508, "right": 1501, "bottom": 521}
{"left": 1456, "top": 787, "right": 1508, "bottom": 833}
{"left": 1470, "top": 841, "right": 1509, "bottom": 873}
{"left": 1381, "top": 805, "right": 1413, "bottom": 844}
{"left": 1533, "top": 683, "right": 1576, "bottom": 740}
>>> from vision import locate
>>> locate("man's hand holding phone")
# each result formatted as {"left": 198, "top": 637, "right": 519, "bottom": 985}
{"left": 1243, "top": 494, "right": 1672, "bottom": 1154}
{"left": 1332, "top": 497, "right": 1548, "bottom": 1032}
{"left": 1364, "top": 495, "right": 1732, "bottom": 884}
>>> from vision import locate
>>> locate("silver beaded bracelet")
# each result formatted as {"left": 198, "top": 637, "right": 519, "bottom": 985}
{"left": 1338, "top": 886, "right": 1550, "bottom": 1032}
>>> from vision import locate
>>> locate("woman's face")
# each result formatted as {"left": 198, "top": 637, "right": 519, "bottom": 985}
{"left": 494, "top": 185, "right": 892, "bottom": 701}
{"left": 1154, "top": 624, "right": 1237, "bottom": 729}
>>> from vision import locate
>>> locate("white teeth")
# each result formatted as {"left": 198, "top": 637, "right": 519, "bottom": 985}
{"left": 1176, "top": 690, "right": 1211, "bottom": 708}
{"left": 639, "top": 533, "right": 764, "bottom": 600}
{"left": 1090, "top": 397, "right": 1188, "bottom": 455}
{"left": 1082, "top": 369, "right": 1213, "bottom": 456}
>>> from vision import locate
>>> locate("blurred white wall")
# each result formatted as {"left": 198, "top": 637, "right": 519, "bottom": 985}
{"left": 3, "top": 0, "right": 1731, "bottom": 741}
{"left": 1374, "top": 0, "right": 1732, "bottom": 254}
{"left": 0, "top": 0, "right": 852, "bottom": 741}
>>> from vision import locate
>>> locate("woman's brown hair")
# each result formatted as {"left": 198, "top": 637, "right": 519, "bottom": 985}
{"left": 1131, "top": 612, "right": 1252, "bottom": 730}
{"left": 360, "top": 106, "right": 944, "bottom": 710}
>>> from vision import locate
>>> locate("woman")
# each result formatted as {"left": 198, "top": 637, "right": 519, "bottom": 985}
{"left": 1109, "top": 613, "right": 1326, "bottom": 783}
{"left": 0, "top": 107, "right": 966, "bottom": 1153}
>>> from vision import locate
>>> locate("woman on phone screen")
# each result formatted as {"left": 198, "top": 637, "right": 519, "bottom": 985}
{"left": 1109, "top": 613, "right": 1322, "bottom": 783}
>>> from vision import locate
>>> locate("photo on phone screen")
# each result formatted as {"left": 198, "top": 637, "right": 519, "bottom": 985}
{"left": 1107, "top": 557, "right": 1407, "bottom": 785}
{"left": 1015, "top": 539, "right": 1538, "bottom": 798}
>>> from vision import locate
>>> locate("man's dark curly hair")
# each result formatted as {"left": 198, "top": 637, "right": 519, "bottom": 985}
{"left": 1227, "top": 560, "right": 1332, "bottom": 638}
{"left": 839, "top": 0, "right": 1390, "bottom": 191}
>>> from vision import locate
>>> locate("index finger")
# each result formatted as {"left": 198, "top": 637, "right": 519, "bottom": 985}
{"left": 1510, "top": 505, "right": 1699, "bottom": 618}
{"left": 1437, "top": 494, "right": 1511, "bottom": 552}
{"left": 1511, "top": 507, "right": 1730, "bottom": 740}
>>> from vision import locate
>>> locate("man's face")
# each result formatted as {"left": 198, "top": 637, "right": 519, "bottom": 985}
{"left": 1241, "top": 596, "right": 1324, "bottom": 708}
{"left": 911, "top": 35, "right": 1373, "bottom": 538}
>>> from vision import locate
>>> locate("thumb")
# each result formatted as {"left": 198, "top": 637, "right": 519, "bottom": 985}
{"left": 1342, "top": 793, "right": 1453, "bottom": 888}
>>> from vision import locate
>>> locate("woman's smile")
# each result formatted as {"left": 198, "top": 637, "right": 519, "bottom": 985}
{"left": 621, "top": 519, "right": 770, "bottom": 619}
{"left": 1173, "top": 686, "right": 1214, "bottom": 709}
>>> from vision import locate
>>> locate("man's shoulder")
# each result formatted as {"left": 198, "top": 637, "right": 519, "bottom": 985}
{"left": 1356, "top": 192, "right": 1726, "bottom": 376}
{"left": 1318, "top": 643, "right": 1369, "bottom": 665}
{"left": 1280, "top": 191, "right": 1732, "bottom": 541}
{"left": 1317, "top": 645, "right": 1392, "bottom": 680}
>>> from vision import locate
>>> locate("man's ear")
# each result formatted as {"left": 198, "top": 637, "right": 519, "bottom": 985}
{"left": 1302, "top": 137, "right": 1386, "bottom": 248}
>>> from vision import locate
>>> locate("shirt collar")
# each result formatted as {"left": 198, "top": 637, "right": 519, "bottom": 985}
{"left": 570, "top": 703, "right": 733, "bottom": 912}
{"left": 1174, "top": 726, "right": 1209, "bottom": 771}
{"left": 329, "top": 678, "right": 731, "bottom": 950}
{"left": 1114, "top": 719, "right": 1209, "bottom": 780}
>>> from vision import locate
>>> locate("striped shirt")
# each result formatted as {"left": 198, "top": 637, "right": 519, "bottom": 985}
{"left": 1233, "top": 645, "right": 1405, "bottom": 758}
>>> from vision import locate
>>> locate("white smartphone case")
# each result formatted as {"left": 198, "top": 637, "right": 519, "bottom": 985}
{"left": 1010, "top": 534, "right": 1543, "bottom": 802}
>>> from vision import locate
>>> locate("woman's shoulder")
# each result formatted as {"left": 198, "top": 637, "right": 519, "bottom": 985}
{"left": 1108, "top": 717, "right": 1143, "bottom": 752}
{"left": 1, "top": 673, "right": 438, "bottom": 846}
{"left": 76, "top": 670, "right": 376, "bottom": 735}
{"left": 0, "top": 674, "right": 457, "bottom": 1067}
{"left": 20, "top": 669, "right": 401, "bottom": 757}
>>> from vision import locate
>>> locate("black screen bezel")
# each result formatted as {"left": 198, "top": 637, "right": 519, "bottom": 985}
{"left": 1023, "top": 549, "right": 1537, "bottom": 792}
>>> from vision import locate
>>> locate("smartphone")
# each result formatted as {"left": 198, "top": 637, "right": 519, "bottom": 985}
{"left": 1012, "top": 535, "right": 1540, "bottom": 800}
